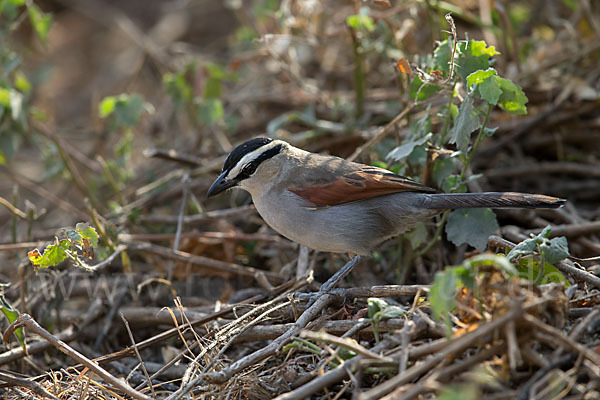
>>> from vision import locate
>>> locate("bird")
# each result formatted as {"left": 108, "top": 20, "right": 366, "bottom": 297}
{"left": 207, "top": 137, "right": 565, "bottom": 257}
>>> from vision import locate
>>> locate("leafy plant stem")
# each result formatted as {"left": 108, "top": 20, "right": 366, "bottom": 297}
{"left": 417, "top": 210, "right": 450, "bottom": 257}
{"left": 459, "top": 102, "right": 492, "bottom": 181}
{"left": 349, "top": 27, "right": 365, "bottom": 119}
{"left": 98, "top": 156, "right": 126, "bottom": 206}
{"left": 534, "top": 244, "right": 545, "bottom": 285}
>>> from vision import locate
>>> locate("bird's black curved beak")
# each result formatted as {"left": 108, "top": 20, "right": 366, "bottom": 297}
{"left": 207, "top": 171, "right": 237, "bottom": 197}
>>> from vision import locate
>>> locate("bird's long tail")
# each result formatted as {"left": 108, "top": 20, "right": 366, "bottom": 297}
{"left": 422, "top": 192, "right": 565, "bottom": 210}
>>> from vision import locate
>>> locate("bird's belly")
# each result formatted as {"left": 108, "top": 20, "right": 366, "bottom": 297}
{"left": 252, "top": 191, "right": 428, "bottom": 255}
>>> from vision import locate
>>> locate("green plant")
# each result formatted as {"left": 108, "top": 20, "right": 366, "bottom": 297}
{"left": 507, "top": 225, "right": 570, "bottom": 284}
{"left": 428, "top": 253, "right": 517, "bottom": 335}
{"left": 28, "top": 222, "right": 99, "bottom": 271}
{"left": 98, "top": 93, "right": 151, "bottom": 207}
{"left": 0, "top": 0, "right": 52, "bottom": 165}
{"left": 429, "top": 226, "right": 569, "bottom": 334}
{"left": 388, "top": 15, "right": 529, "bottom": 254}
{"left": 367, "top": 297, "right": 408, "bottom": 343}
{"left": 163, "top": 61, "right": 238, "bottom": 131}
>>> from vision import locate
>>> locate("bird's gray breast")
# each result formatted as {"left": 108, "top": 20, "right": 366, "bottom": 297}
{"left": 251, "top": 190, "right": 438, "bottom": 255}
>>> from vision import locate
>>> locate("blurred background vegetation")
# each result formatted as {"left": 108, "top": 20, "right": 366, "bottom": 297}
{"left": 0, "top": 0, "right": 599, "bottom": 397}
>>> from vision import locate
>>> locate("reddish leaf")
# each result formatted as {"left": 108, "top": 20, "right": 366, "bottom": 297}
{"left": 396, "top": 58, "right": 413, "bottom": 77}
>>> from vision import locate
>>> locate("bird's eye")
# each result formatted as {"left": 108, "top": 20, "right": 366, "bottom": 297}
{"left": 242, "top": 163, "right": 257, "bottom": 176}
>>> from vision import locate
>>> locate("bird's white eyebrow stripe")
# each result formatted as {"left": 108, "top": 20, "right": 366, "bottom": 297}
{"left": 226, "top": 140, "right": 284, "bottom": 179}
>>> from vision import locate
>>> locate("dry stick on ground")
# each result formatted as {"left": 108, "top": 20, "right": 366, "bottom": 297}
{"left": 358, "top": 303, "right": 526, "bottom": 400}
{"left": 123, "top": 231, "right": 290, "bottom": 245}
{"left": 388, "top": 342, "right": 506, "bottom": 400}
{"left": 120, "top": 314, "right": 156, "bottom": 399}
{"left": 0, "top": 370, "right": 60, "bottom": 400}
{"left": 94, "top": 288, "right": 129, "bottom": 351}
{"left": 167, "top": 292, "right": 339, "bottom": 400}
{"left": 275, "top": 315, "right": 431, "bottom": 400}
{"left": 0, "top": 241, "right": 47, "bottom": 251}
{"left": 125, "top": 279, "right": 298, "bottom": 390}
{"left": 138, "top": 204, "right": 256, "bottom": 225}
{"left": 34, "top": 122, "right": 103, "bottom": 173}
{"left": 0, "top": 297, "right": 104, "bottom": 365}
{"left": 123, "top": 239, "right": 283, "bottom": 283}
{"left": 487, "top": 235, "right": 600, "bottom": 289}
{"left": 300, "top": 330, "right": 394, "bottom": 362}
{"left": 200, "top": 299, "right": 295, "bottom": 374}
{"left": 1, "top": 168, "right": 90, "bottom": 220}
{"left": 524, "top": 313, "right": 600, "bottom": 367}
{"left": 526, "top": 221, "right": 600, "bottom": 239}
{"left": 335, "top": 285, "right": 427, "bottom": 299}
{"left": 277, "top": 342, "right": 397, "bottom": 400}
{"left": 2, "top": 314, "right": 152, "bottom": 400}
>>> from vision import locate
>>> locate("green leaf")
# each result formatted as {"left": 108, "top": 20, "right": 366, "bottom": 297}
{"left": 507, "top": 236, "right": 537, "bottom": 260}
{"left": 367, "top": 298, "right": 387, "bottom": 320}
{"left": 467, "top": 68, "right": 497, "bottom": 88}
{"left": 507, "top": 226, "right": 568, "bottom": 264}
{"left": 197, "top": 98, "right": 224, "bottom": 126}
{"left": 445, "top": 208, "right": 499, "bottom": 251}
{"left": 478, "top": 75, "right": 502, "bottom": 105}
{"left": 469, "top": 40, "right": 500, "bottom": 57}
{"left": 0, "top": 294, "right": 25, "bottom": 350}
{"left": 99, "top": 96, "right": 116, "bottom": 118}
{"left": 429, "top": 268, "right": 459, "bottom": 334}
{"left": 454, "top": 40, "right": 499, "bottom": 83}
{"left": 434, "top": 39, "right": 452, "bottom": 74}
{"left": 66, "top": 229, "right": 82, "bottom": 244}
{"left": 540, "top": 236, "right": 570, "bottom": 264}
{"left": 0, "top": 151, "right": 5, "bottom": 165}
{"left": 346, "top": 7, "right": 375, "bottom": 32}
{"left": 465, "top": 253, "right": 518, "bottom": 277}
{"left": 113, "top": 94, "right": 144, "bottom": 127}
{"left": 449, "top": 94, "right": 480, "bottom": 152}
{"left": 163, "top": 68, "right": 194, "bottom": 105}
{"left": 409, "top": 75, "right": 442, "bottom": 101}
{"left": 27, "top": 3, "right": 52, "bottom": 43}
{"left": 14, "top": 71, "right": 31, "bottom": 93}
{"left": 441, "top": 174, "right": 467, "bottom": 193}
{"left": 386, "top": 132, "right": 432, "bottom": 162}
{"left": 76, "top": 222, "right": 99, "bottom": 248}
{"left": 28, "top": 240, "right": 69, "bottom": 269}
{"left": 99, "top": 94, "right": 146, "bottom": 128}
{"left": 0, "top": 88, "right": 10, "bottom": 106}
{"left": 0, "top": 0, "right": 25, "bottom": 20}
{"left": 495, "top": 77, "right": 528, "bottom": 115}
{"left": 467, "top": 68, "right": 502, "bottom": 105}
{"left": 517, "top": 259, "right": 569, "bottom": 285}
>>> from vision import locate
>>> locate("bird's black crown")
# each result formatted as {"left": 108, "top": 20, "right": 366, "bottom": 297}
{"left": 223, "top": 137, "right": 273, "bottom": 172}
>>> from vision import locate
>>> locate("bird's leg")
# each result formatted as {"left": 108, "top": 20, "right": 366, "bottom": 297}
{"left": 302, "top": 255, "right": 364, "bottom": 307}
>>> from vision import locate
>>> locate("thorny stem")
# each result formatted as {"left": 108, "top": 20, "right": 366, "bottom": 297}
{"left": 439, "top": 82, "right": 457, "bottom": 145}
